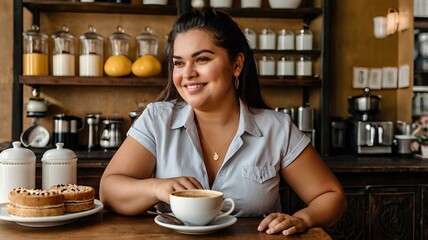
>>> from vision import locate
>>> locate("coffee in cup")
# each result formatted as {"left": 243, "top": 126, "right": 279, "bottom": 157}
{"left": 170, "top": 189, "right": 235, "bottom": 226}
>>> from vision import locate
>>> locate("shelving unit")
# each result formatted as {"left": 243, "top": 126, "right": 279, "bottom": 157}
{"left": 12, "top": 0, "right": 331, "bottom": 156}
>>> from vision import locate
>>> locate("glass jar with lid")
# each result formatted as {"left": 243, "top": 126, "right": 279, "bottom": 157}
{"left": 258, "top": 56, "right": 275, "bottom": 76}
{"left": 108, "top": 26, "right": 131, "bottom": 58}
{"left": 22, "top": 25, "right": 49, "bottom": 76}
{"left": 258, "top": 28, "right": 276, "bottom": 50}
{"left": 243, "top": 28, "right": 257, "bottom": 50}
{"left": 277, "top": 29, "right": 295, "bottom": 50}
{"left": 277, "top": 56, "right": 295, "bottom": 76}
{"left": 135, "top": 26, "right": 159, "bottom": 58}
{"left": 52, "top": 25, "right": 76, "bottom": 76}
{"left": 296, "top": 55, "right": 312, "bottom": 76}
{"left": 295, "top": 24, "right": 313, "bottom": 51}
{"left": 79, "top": 25, "right": 104, "bottom": 77}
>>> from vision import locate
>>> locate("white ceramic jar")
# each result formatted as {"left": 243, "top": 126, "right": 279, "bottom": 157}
{"left": 258, "top": 29, "right": 276, "bottom": 50}
{"left": 277, "top": 56, "right": 295, "bottom": 76}
{"left": 295, "top": 25, "right": 313, "bottom": 51}
{"left": 41, "top": 143, "right": 77, "bottom": 190}
{"left": 258, "top": 56, "right": 275, "bottom": 76}
{"left": 296, "top": 56, "right": 312, "bottom": 76}
{"left": 243, "top": 28, "right": 257, "bottom": 49}
{"left": 0, "top": 141, "right": 36, "bottom": 203}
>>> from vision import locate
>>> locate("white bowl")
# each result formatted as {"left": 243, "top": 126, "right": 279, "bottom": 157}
{"left": 210, "top": 0, "right": 233, "bottom": 8}
{"left": 241, "top": 0, "right": 262, "bottom": 8}
{"left": 143, "top": 0, "right": 168, "bottom": 5}
{"left": 268, "top": 0, "right": 302, "bottom": 9}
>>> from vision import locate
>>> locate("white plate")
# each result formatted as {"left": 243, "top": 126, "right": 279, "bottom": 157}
{"left": 0, "top": 199, "right": 103, "bottom": 227}
{"left": 154, "top": 214, "right": 237, "bottom": 235}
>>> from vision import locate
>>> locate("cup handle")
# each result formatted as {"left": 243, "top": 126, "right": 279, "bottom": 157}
{"left": 213, "top": 198, "right": 235, "bottom": 222}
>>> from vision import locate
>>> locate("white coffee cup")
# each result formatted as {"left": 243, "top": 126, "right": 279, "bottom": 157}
{"left": 373, "top": 16, "right": 387, "bottom": 39}
{"left": 170, "top": 189, "right": 235, "bottom": 226}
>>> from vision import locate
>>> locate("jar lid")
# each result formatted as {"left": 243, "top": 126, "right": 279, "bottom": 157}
{"left": 259, "top": 56, "right": 275, "bottom": 61}
{"left": 419, "top": 33, "right": 428, "bottom": 42}
{"left": 22, "top": 25, "right": 48, "bottom": 40}
{"left": 108, "top": 26, "right": 131, "bottom": 41}
{"left": 79, "top": 25, "right": 104, "bottom": 41}
{"left": 52, "top": 25, "right": 75, "bottom": 40}
{"left": 297, "top": 25, "right": 312, "bottom": 35}
{"left": 42, "top": 143, "right": 77, "bottom": 163}
{"left": 243, "top": 28, "right": 256, "bottom": 35}
{"left": 278, "top": 29, "right": 294, "bottom": 36}
{"left": 136, "top": 26, "right": 158, "bottom": 42}
{"left": 0, "top": 141, "right": 36, "bottom": 164}
{"left": 259, "top": 28, "right": 275, "bottom": 36}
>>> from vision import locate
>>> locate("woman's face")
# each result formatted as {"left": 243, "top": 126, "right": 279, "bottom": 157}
{"left": 172, "top": 29, "right": 242, "bottom": 111}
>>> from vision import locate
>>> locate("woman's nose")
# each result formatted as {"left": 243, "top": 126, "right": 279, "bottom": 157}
{"left": 182, "top": 64, "right": 197, "bottom": 79}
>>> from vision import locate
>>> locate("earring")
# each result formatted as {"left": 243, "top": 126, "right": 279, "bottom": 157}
{"left": 234, "top": 77, "right": 239, "bottom": 89}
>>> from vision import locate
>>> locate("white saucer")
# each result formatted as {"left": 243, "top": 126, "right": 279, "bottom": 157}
{"left": 0, "top": 199, "right": 103, "bottom": 227}
{"left": 154, "top": 214, "right": 237, "bottom": 235}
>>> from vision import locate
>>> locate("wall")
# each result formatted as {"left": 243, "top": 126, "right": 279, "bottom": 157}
{"left": 0, "top": 0, "right": 414, "bottom": 144}
{"left": 330, "top": 0, "right": 414, "bottom": 123}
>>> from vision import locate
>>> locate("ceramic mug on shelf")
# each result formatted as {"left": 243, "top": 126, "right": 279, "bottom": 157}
{"left": 170, "top": 189, "right": 235, "bottom": 226}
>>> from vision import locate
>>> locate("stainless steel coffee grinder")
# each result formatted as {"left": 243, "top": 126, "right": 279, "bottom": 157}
{"left": 85, "top": 113, "right": 102, "bottom": 151}
{"left": 100, "top": 115, "right": 123, "bottom": 150}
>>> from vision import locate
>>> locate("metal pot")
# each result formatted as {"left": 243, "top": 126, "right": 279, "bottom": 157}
{"left": 348, "top": 88, "right": 381, "bottom": 117}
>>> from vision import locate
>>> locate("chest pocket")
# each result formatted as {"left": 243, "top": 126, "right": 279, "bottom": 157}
{"left": 242, "top": 166, "right": 276, "bottom": 183}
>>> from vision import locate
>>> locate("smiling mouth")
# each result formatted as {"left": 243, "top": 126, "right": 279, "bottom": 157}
{"left": 185, "top": 83, "right": 206, "bottom": 90}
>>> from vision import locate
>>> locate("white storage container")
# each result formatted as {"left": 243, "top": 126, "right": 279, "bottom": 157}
{"left": 41, "top": 143, "right": 77, "bottom": 190}
{"left": 0, "top": 141, "right": 36, "bottom": 203}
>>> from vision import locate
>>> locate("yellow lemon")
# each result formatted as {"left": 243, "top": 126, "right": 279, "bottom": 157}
{"left": 132, "top": 55, "right": 162, "bottom": 77}
{"left": 104, "top": 55, "right": 132, "bottom": 77}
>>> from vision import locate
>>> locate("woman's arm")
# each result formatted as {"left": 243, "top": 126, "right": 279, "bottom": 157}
{"left": 99, "top": 136, "right": 203, "bottom": 216}
{"left": 258, "top": 144, "right": 347, "bottom": 235}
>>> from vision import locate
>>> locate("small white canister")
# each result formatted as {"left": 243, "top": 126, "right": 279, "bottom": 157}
{"left": 0, "top": 141, "right": 36, "bottom": 203}
{"left": 41, "top": 143, "right": 77, "bottom": 190}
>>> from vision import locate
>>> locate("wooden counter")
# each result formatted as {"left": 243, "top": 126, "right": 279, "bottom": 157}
{"left": 0, "top": 210, "right": 332, "bottom": 240}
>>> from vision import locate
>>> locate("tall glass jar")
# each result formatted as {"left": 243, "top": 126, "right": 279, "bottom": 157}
{"left": 22, "top": 25, "right": 49, "bottom": 76}
{"left": 296, "top": 56, "right": 312, "bottom": 76}
{"left": 277, "top": 29, "right": 294, "bottom": 50}
{"left": 135, "top": 26, "right": 159, "bottom": 58}
{"left": 295, "top": 24, "right": 313, "bottom": 51}
{"left": 277, "top": 56, "right": 295, "bottom": 76}
{"left": 52, "top": 25, "right": 76, "bottom": 76}
{"left": 258, "top": 28, "right": 276, "bottom": 50}
{"left": 79, "top": 25, "right": 104, "bottom": 77}
{"left": 243, "top": 28, "right": 257, "bottom": 50}
{"left": 108, "top": 26, "right": 131, "bottom": 58}
{"left": 258, "top": 56, "right": 275, "bottom": 76}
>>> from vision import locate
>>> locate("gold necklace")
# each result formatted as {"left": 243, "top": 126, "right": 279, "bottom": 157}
{"left": 198, "top": 124, "right": 237, "bottom": 161}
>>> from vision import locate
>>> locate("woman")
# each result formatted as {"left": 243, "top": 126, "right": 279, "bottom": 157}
{"left": 100, "top": 7, "right": 346, "bottom": 236}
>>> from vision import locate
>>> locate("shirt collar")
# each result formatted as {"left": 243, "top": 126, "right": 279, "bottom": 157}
{"left": 170, "top": 99, "right": 262, "bottom": 137}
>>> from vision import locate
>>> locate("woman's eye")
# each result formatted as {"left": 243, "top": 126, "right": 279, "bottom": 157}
{"left": 173, "top": 61, "right": 184, "bottom": 67}
{"left": 196, "top": 57, "right": 209, "bottom": 64}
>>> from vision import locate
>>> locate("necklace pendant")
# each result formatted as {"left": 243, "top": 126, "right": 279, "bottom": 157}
{"left": 213, "top": 152, "right": 219, "bottom": 161}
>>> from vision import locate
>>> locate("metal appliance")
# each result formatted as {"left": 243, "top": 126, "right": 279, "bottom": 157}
{"left": 347, "top": 120, "right": 393, "bottom": 154}
{"left": 346, "top": 89, "right": 393, "bottom": 154}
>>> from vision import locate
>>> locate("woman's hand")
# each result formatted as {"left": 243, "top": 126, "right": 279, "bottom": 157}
{"left": 154, "top": 177, "right": 203, "bottom": 204}
{"left": 257, "top": 213, "right": 308, "bottom": 235}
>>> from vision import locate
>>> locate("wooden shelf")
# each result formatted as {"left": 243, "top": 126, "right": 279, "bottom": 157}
{"left": 20, "top": 75, "right": 321, "bottom": 87}
{"left": 253, "top": 49, "right": 321, "bottom": 58}
{"left": 22, "top": 0, "right": 321, "bottom": 20}
{"left": 20, "top": 75, "right": 167, "bottom": 87}
{"left": 23, "top": 0, "right": 178, "bottom": 16}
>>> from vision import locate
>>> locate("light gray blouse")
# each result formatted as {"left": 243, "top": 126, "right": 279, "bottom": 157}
{"left": 127, "top": 99, "right": 310, "bottom": 217}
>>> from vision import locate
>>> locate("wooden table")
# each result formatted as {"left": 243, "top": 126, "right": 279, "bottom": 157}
{"left": 0, "top": 210, "right": 332, "bottom": 240}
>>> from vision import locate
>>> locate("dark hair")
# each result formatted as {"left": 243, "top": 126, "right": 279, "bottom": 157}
{"left": 157, "top": 7, "right": 269, "bottom": 109}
